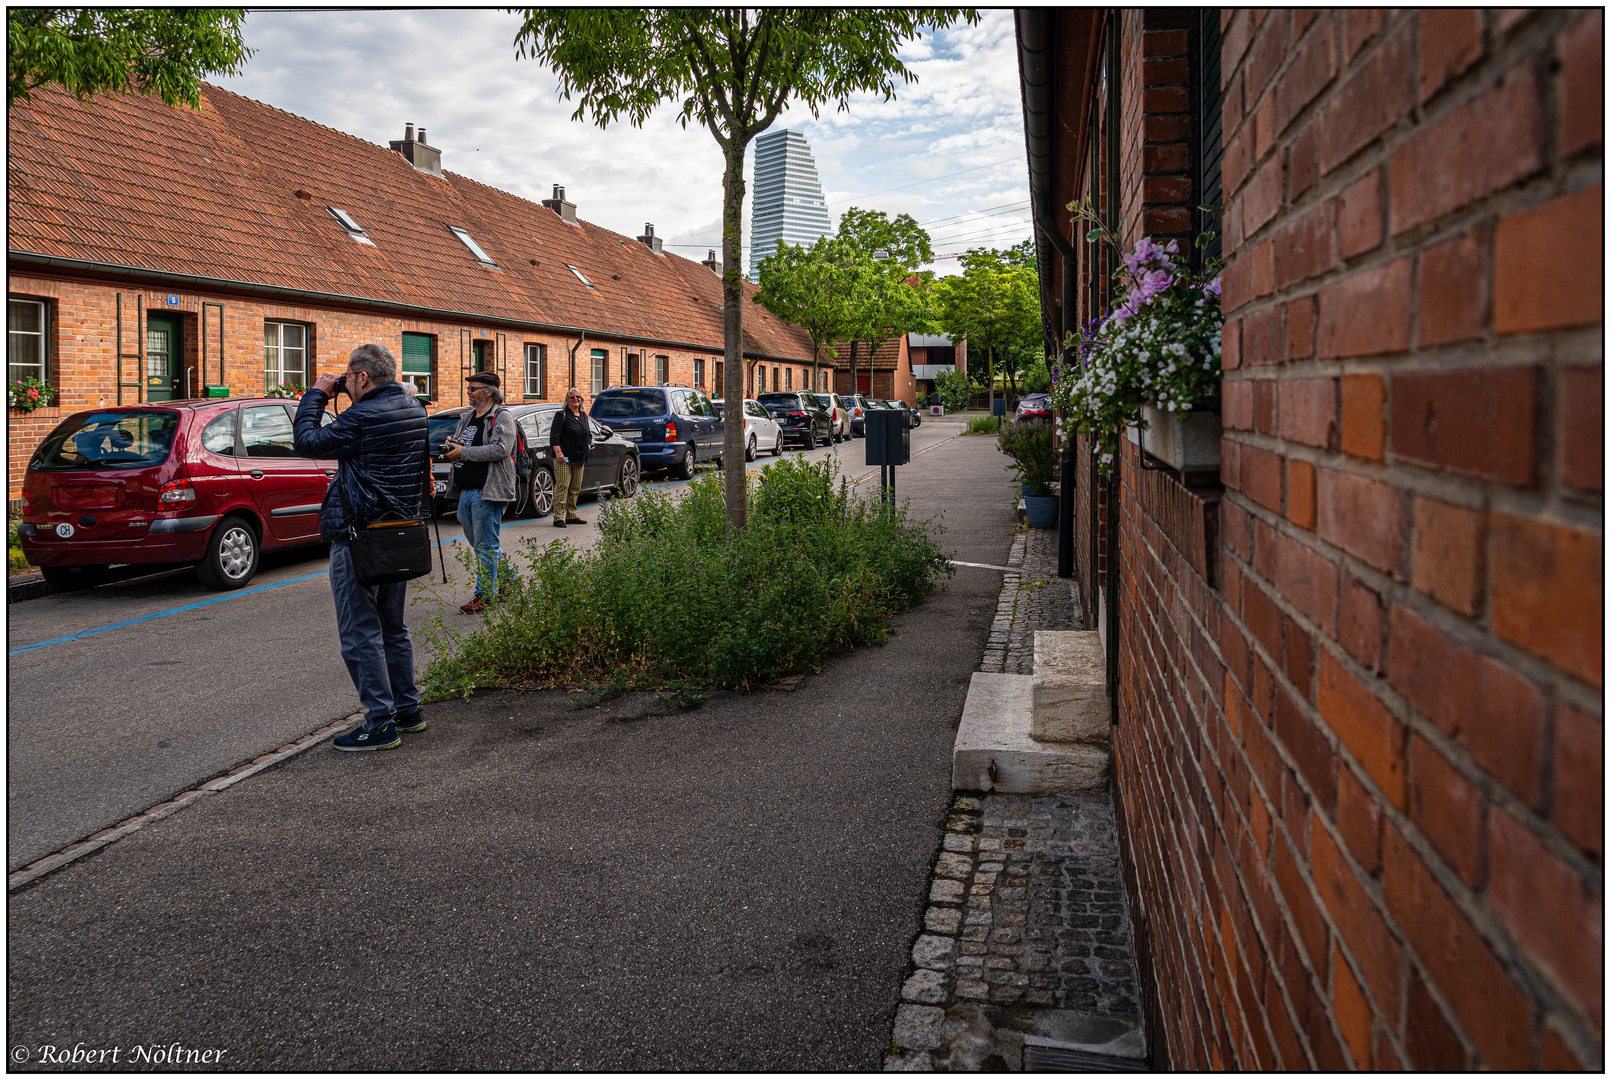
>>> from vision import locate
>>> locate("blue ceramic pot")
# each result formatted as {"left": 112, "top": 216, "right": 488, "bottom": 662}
{"left": 1024, "top": 494, "right": 1059, "bottom": 529}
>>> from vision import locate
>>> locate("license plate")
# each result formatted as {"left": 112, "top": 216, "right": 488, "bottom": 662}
{"left": 433, "top": 481, "right": 448, "bottom": 494}
{"left": 617, "top": 430, "right": 641, "bottom": 440}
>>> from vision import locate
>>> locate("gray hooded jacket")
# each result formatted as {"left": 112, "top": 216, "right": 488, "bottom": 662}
{"left": 451, "top": 407, "right": 519, "bottom": 503}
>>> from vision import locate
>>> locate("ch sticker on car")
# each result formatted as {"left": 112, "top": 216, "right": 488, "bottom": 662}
{"left": 55, "top": 523, "right": 75, "bottom": 538}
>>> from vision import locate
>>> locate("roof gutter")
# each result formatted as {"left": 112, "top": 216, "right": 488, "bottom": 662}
{"left": 7, "top": 249, "right": 817, "bottom": 365}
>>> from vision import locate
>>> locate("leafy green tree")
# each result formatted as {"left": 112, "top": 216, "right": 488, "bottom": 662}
{"left": 8, "top": 8, "right": 251, "bottom": 109}
{"left": 514, "top": 8, "right": 975, "bottom": 529}
{"left": 834, "top": 207, "right": 934, "bottom": 398}
{"left": 932, "top": 247, "right": 1039, "bottom": 410}
{"left": 934, "top": 367, "right": 972, "bottom": 413}
{"left": 1022, "top": 357, "right": 1051, "bottom": 394}
{"left": 752, "top": 234, "right": 856, "bottom": 393}
{"left": 1002, "top": 237, "right": 1037, "bottom": 269}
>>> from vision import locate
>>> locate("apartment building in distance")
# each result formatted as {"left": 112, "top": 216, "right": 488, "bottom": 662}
{"left": 747, "top": 128, "right": 834, "bottom": 281}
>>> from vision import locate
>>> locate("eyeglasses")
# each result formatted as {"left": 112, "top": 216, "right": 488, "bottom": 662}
{"left": 567, "top": 394, "right": 582, "bottom": 400}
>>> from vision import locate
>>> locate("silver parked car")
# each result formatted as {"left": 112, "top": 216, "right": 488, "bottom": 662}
{"left": 812, "top": 393, "right": 851, "bottom": 443}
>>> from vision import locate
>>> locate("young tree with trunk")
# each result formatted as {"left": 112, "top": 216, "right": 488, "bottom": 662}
{"left": 513, "top": 8, "right": 974, "bottom": 529}
{"left": 8, "top": 8, "right": 252, "bottom": 109}
{"left": 752, "top": 235, "right": 855, "bottom": 394}
{"left": 931, "top": 247, "right": 1039, "bottom": 412}
{"left": 834, "top": 208, "right": 934, "bottom": 398}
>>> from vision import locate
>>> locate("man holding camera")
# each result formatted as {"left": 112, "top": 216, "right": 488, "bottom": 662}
{"left": 440, "top": 371, "right": 517, "bottom": 613}
{"left": 294, "top": 344, "right": 428, "bottom": 751}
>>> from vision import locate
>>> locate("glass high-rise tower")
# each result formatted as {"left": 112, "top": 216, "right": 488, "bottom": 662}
{"left": 747, "top": 129, "right": 832, "bottom": 281}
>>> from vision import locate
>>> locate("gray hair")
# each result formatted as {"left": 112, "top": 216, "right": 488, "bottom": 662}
{"left": 486, "top": 385, "right": 505, "bottom": 405}
{"left": 347, "top": 343, "right": 397, "bottom": 383}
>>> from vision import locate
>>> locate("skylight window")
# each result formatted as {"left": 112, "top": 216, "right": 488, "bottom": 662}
{"left": 565, "top": 264, "right": 595, "bottom": 290}
{"left": 325, "top": 205, "right": 373, "bottom": 245}
{"left": 449, "top": 225, "right": 498, "bottom": 267}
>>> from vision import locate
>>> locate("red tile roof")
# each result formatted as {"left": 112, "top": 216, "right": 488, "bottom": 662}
{"left": 7, "top": 83, "right": 822, "bottom": 363}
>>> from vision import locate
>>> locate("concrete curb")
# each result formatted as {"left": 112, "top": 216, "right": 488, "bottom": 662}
{"left": 7, "top": 711, "right": 364, "bottom": 891}
{"left": 9, "top": 573, "right": 52, "bottom": 603}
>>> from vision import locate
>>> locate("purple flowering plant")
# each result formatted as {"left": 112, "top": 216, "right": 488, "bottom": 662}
{"left": 1050, "top": 200, "right": 1225, "bottom": 474}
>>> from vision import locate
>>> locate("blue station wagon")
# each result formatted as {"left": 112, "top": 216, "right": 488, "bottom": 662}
{"left": 589, "top": 386, "right": 724, "bottom": 479}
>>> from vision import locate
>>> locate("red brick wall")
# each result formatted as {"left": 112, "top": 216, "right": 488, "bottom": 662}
{"left": 7, "top": 272, "right": 744, "bottom": 498}
{"left": 1111, "top": 8, "right": 1602, "bottom": 1071}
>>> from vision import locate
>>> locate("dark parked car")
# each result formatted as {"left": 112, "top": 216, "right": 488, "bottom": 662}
{"left": 589, "top": 385, "right": 723, "bottom": 479}
{"left": 429, "top": 402, "right": 639, "bottom": 518}
{"left": 1015, "top": 393, "right": 1053, "bottom": 422}
{"left": 874, "top": 398, "right": 922, "bottom": 426}
{"left": 756, "top": 391, "right": 832, "bottom": 449}
{"left": 18, "top": 397, "right": 343, "bottom": 591}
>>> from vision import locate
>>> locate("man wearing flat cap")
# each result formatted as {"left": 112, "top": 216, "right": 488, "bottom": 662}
{"left": 441, "top": 371, "right": 517, "bottom": 613}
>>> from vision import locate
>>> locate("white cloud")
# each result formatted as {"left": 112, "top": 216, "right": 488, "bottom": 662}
{"left": 216, "top": 9, "right": 1030, "bottom": 276}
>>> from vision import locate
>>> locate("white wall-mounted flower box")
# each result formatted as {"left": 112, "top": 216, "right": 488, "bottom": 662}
{"left": 1138, "top": 401, "right": 1221, "bottom": 472}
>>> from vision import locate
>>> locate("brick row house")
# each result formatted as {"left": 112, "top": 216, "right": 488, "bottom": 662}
{"left": 6, "top": 84, "right": 830, "bottom": 500}
{"left": 1019, "top": 8, "right": 1601, "bottom": 1071}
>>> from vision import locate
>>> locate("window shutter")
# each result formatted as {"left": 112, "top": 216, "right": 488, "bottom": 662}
{"left": 401, "top": 332, "right": 433, "bottom": 374}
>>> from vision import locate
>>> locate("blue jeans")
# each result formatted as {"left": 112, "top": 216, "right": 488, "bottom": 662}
{"left": 329, "top": 539, "right": 419, "bottom": 731}
{"left": 457, "top": 488, "right": 508, "bottom": 597}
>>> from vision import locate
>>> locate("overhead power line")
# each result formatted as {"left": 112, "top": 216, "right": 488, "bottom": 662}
{"left": 915, "top": 200, "right": 1030, "bottom": 228}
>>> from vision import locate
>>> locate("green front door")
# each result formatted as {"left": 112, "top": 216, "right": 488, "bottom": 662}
{"left": 145, "top": 315, "right": 184, "bottom": 401}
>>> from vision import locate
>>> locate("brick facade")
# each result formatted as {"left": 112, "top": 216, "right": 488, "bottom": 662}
{"left": 1028, "top": 8, "right": 1602, "bottom": 1071}
{"left": 6, "top": 272, "right": 799, "bottom": 499}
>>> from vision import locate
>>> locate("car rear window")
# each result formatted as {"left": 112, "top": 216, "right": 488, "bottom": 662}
{"left": 591, "top": 390, "right": 666, "bottom": 418}
{"left": 757, "top": 393, "right": 800, "bottom": 407}
{"left": 32, "top": 410, "right": 180, "bottom": 470}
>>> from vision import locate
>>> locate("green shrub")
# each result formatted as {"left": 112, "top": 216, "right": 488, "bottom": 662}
{"left": 996, "top": 420, "right": 1056, "bottom": 495}
{"left": 966, "top": 414, "right": 1000, "bottom": 435}
{"left": 1023, "top": 359, "right": 1051, "bottom": 394}
{"left": 935, "top": 368, "right": 973, "bottom": 413}
{"left": 7, "top": 516, "right": 29, "bottom": 573}
{"left": 420, "top": 456, "right": 953, "bottom": 698}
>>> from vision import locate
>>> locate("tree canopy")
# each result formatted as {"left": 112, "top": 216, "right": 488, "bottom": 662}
{"left": 751, "top": 234, "right": 857, "bottom": 388}
{"left": 513, "top": 7, "right": 975, "bottom": 529}
{"left": 931, "top": 247, "right": 1041, "bottom": 400}
{"left": 8, "top": 8, "right": 251, "bottom": 109}
{"left": 837, "top": 207, "right": 935, "bottom": 269}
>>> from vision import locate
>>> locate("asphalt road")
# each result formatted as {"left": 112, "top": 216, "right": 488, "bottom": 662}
{"left": 7, "top": 415, "right": 970, "bottom": 870}
{"left": 8, "top": 421, "right": 1018, "bottom": 1070}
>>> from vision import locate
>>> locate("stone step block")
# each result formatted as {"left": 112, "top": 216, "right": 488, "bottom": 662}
{"left": 953, "top": 672, "right": 1109, "bottom": 793}
{"left": 1031, "top": 630, "right": 1109, "bottom": 743}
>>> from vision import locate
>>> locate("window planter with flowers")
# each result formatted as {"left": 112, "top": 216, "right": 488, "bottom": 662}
{"left": 1051, "top": 202, "right": 1225, "bottom": 475}
{"left": 265, "top": 381, "right": 306, "bottom": 399}
{"left": 8, "top": 376, "right": 58, "bottom": 415}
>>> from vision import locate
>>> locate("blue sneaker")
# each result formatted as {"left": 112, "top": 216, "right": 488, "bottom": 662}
{"left": 394, "top": 710, "right": 427, "bottom": 733}
{"left": 333, "top": 721, "right": 401, "bottom": 751}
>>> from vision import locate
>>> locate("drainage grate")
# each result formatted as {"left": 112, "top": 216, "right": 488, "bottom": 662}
{"left": 1023, "top": 1045, "right": 1150, "bottom": 1072}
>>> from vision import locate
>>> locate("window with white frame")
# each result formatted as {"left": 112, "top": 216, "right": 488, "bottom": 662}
{"left": 654, "top": 355, "right": 668, "bottom": 385}
{"left": 8, "top": 298, "right": 48, "bottom": 384}
{"left": 591, "top": 348, "right": 607, "bottom": 394}
{"left": 785, "top": 367, "right": 792, "bottom": 390}
{"left": 693, "top": 358, "right": 704, "bottom": 387}
{"left": 524, "top": 342, "right": 545, "bottom": 397}
{"left": 263, "top": 321, "right": 308, "bottom": 390}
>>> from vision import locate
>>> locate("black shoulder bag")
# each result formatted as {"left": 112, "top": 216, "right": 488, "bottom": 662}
{"left": 346, "top": 420, "right": 434, "bottom": 587}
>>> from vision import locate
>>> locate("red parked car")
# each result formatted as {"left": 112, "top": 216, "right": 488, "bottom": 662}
{"left": 1014, "top": 393, "right": 1053, "bottom": 422}
{"left": 18, "top": 397, "right": 340, "bottom": 592}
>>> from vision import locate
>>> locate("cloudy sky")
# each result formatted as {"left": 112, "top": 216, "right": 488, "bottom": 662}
{"left": 215, "top": 9, "right": 1031, "bottom": 276}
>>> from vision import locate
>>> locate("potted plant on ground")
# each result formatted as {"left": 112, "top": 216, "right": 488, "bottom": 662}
{"left": 997, "top": 419, "right": 1059, "bottom": 527}
{"left": 1051, "top": 204, "right": 1224, "bottom": 475}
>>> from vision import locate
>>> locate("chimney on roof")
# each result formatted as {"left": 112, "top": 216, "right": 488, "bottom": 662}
{"left": 389, "top": 123, "right": 442, "bottom": 177}
{"left": 637, "top": 222, "right": 663, "bottom": 255}
{"left": 702, "top": 249, "right": 722, "bottom": 274}
{"left": 543, "top": 184, "right": 577, "bottom": 225}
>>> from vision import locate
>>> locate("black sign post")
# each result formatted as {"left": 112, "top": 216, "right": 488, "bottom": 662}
{"left": 865, "top": 408, "right": 911, "bottom": 505}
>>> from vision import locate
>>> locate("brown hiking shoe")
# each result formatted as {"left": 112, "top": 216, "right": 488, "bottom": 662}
{"left": 458, "top": 595, "right": 487, "bottom": 614}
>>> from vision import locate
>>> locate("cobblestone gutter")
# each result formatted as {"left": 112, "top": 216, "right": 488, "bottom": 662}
{"left": 885, "top": 529, "right": 1146, "bottom": 1072}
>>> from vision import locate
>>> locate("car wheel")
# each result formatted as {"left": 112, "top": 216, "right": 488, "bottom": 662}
{"left": 670, "top": 444, "right": 695, "bottom": 480}
{"left": 771, "top": 433, "right": 784, "bottom": 456}
{"left": 530, "top": 466, "right": 556, "bottom": 518}
{"left": 41, "top": 564, "right": 111, "bottom": 592}
{"left": 616, "top": 455, "right": 639, "bottom": 498}
{"left": 745, "top": 434, "right": 756, "bottom": 462}
{"left": 196, "top": 516, "right": 259, "bottom": 591}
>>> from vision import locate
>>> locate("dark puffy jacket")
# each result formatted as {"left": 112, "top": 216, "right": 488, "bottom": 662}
{"left": 294, "top": 381, "right": 428, "bottom": 540}
{"left": 549, "top": 407, "right": 592, "bottom": 464}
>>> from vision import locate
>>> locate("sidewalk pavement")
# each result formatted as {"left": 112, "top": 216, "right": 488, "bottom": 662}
{"left": 8, "top": 431, "right": 1022, "bottom": 1071}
